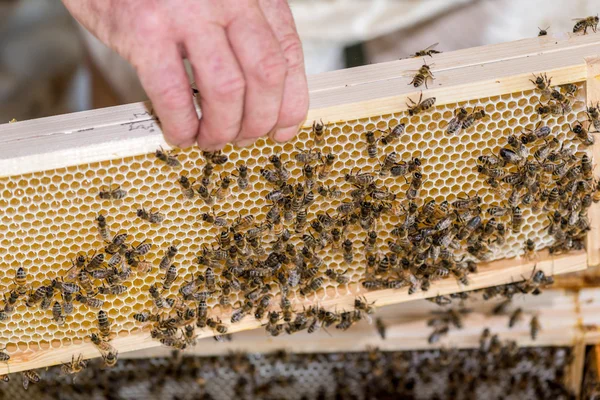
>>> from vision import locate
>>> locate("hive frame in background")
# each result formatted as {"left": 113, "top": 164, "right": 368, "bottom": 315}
{"left": 0, "top": 32, "right": 599, "bottom": 375}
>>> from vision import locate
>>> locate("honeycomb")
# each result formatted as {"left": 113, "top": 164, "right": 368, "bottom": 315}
{"left": 0, "top": 81, "right": 589, "bottom": 355}
{"left": 0, "top": 347, "right": 575, "bottom": 400}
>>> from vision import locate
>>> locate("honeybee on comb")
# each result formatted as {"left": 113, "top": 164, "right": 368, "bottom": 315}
{"left": 312, "top": 119, "right": 328, "bottom": 145}
{"left": 137, "top": 207, "right": 165, "bottom": 224}
{"left": 155, "top": 146, "right": 182, "bottom": 168}
{"left": 406, "top": 92, "right": 436, "bottom": 116}
{"left": 98, "top": 182, "right": 127, "bottom": 200}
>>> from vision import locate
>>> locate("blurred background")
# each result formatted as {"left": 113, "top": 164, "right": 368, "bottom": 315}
{"left": 0, "top": 0, "right": 597, "bottom": 122}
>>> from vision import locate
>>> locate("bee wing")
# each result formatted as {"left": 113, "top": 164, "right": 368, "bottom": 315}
{"left": 572, "top": 17, "right": 588, "bottom": 21}
{"left": 422, "top": 42, "right": 439, "bottom": 52}
{"left": 401, "top": 69, "right": 422, "bottom": 76}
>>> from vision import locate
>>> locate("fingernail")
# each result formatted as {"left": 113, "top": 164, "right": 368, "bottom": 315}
{"left": 273, "top": 125, "right": 300, "bottom": 143}
{"left": 235, "top": 138, "right": 256, "bottom": 148}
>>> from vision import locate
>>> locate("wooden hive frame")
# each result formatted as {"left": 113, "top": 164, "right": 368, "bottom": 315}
{"left": 0, "top": 32, "right": 600, "bottom": 375}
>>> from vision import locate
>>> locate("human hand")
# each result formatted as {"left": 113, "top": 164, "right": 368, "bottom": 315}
{"left": 62, "top": 0, "right": 309, "bottom": 150}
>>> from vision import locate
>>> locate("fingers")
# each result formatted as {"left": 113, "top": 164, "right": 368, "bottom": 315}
{"left": 259, "top": 0, "right": 309, "bottom": 142}
{"left": 226, "top": 1, "right": 287, "bottom": 147}
{"left": 186, "top": 23, "right": 246, "bottom": 151}
{"left": 134, "top": 41, "right": 199, "bottom": 148}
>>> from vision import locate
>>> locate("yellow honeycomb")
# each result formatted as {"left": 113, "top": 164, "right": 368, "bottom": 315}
{"left": 0, "top": 82, "right": 589, "bottom": 353}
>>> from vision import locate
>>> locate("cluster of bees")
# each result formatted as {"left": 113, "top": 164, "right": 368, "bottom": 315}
{"left": 477, "top": 75, "right": 599, "bottom": 255}
{"left": 13, "top": 344, "right": 574, "bottom": 400}
{"left": 1, "top": 18, "right": 599, "bottom": 392}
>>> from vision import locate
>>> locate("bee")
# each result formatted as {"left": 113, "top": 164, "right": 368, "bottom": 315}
{"left": 181, "top": 325, "right": 198, "bottom": 347}
{"left": 158, "top": 243, "right": 178, "bottom": 271}
{"left": 95, "top": 213, "right": 111, "bottom": 242}
{"left": 462, "top": 107, "right": 486, "bottom": 130}
{"left": 363, "top": 230, "right": 378, "bottom": 255}
{"left": 530, "top": 73, "right": 551, "bottom": 95}
{"left": 155, "top": 146, "right": 182, "bottom": 167}
{"left": 573, "top": 15, "right": 599, "bottom": 34}
{"left": 13, "top": 266, "right": 28, "bottom": 296}
{"left": 268, "top": 155, "right": 291, "bottom": 181}
{"left": 406, "top": 92, "right": 436, "bottom": 116}
{"left": 487, "top": 205, "right": 510, "bottom": 217}
{"left": 231, "top": 301, "right": 250, "bottom": 323}
{"left": 375, "top": 317, "right": 386, "bottom": 339}
{"left": 162, "top": 264, "right": 178, "bottom": 290}
{"left": 75, "top": 293, "right": 104, "bottom": 309}
{"left": 51, "top": 278, "right": 80, "bottom": 295}
{"left": 520, "top": 122, "right": 551, "bottom": 144}
{"left": 233, "top": 164, "right": 249, "bottom": 190}
{"left": 215, "top": 173, "right": 232, "bottom": 201}
{"left": 86, "top": 252, "right": 105, "bottom": 271}
{"left": 104, "top": 232, "right": 128, "bottom": 255}
{"left": 300, "top": 277, "right": 324, "bottom": 296}
{"left": 379, "top": 151, "right": 399, "bottom": 175}
{"left": 380, "top": 122, "right": 405, "bottom": 145}
{"left": 98, "top": 284, "right": 127, "bottom": 295}
{"left": 446, "top": 107, "right": 468, "bottom": 135}
{"left": 410, "top": 42, "right": 441, "bottom": 58}
{"left": 21, "top": 370, "right": 40, "bottom": 391}
{"left": 340, "top": 239, "right": 354, "bottom": 264}
{"left": 587, "top": 102, "right": 600, "bottom": 132}
{"left": 178, "top": 175, "right": 195, "bottom": 199}
{"left": 408, "top": 61, "right": 435, "bottom": 88}
{"left": 303, "top": 163, "right": 316, "bottom": 189}
{"left": 477, "top": 165, "right": 506, "bottom": 179}
{"left": 40, "top": 285, "right": 55, "bottom": 310}
{"left": 96, "top": 310, "right": 112, "bottom": 338}
{"left": 201, "top": 207, "right": 228, "bottom": 227}
{"left": 499, "top": 147, "right": 524, "bottom": 165}
{"left": 538, "top": 26, "right": 549, "bottom": 36}
{"left": 52, "top": 301, "right": 66, "bottom": 326}
{"left": 25, "top": 286, "right": 46, "bottom": 308}
{"left": 207, "top": 317, "right": 228, "bottom": 334}
{"left": 312, "top": 119, "right": 328, "bottom": 145}
{"left": 345, "top": 168, "right": 375, "bottom": 186}
{"left": 523, "top": 239, "right": 537, "bottom": 260}
{"left": 325, "top": 268, "right": 350, "bottom": 284}
{"left": 571, "top": 121, "right": 595, "bottom": 146}
{"left": 137, "top": 207, "right": 165, "bottom": 224}
{"left": 98, "top": 182, "right": 127, "bottom": 200}
{"left": 203, "top": 151, "right": 228, "bottom": 165}
{"left": 530, "top": 315, "right": 541, "bottom": 340}
{"left": 102, "top": 350, "right": 119, "bottom": 368}
{"left": 127, "top": 240, "right": 151, "bottom": 258}
{"left": 534, "top": 137, "right": 560, "bottom": 161}
{"left": 406, "top": 172, "right": 423, "bottom": 200}
{"left": 61, "top": 291, "right": 74, "bottom": 316}
{"left": 61, "top": 354, "right": 87, "bottom": 375}
{"left": 88, "top": 338, "right": 113, "bottom": 362}
{"left": 265, "top": 189, "right": 285, "bottom": 202}
{"left": 508, "top": 307, "right": 523, "bottom": 328}
{"left": 355, "top": 296, "right": 375, "bottom": 315}
{"left": 203, "top": 266, "right": 216, "bottom": 291}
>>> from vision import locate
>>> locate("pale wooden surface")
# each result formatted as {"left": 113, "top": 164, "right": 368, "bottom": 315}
{"left": 568, "top": 341, "right": 587, "bottom": 398}
{"left": 124, "top": 289, "right": 583, "bottom": 359}
{"left": 0, "top": 250, "right": 587, "bottom": 375}
{"left": 0, "top": 33, "right": 599, "bottom": 177}
{"left": 586, "top": 56, "right": 600, "bottom": 267}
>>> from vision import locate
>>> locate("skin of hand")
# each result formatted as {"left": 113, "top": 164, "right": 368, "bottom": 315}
{"left": 62, "top": 0, "right": 309, "bottom": 150}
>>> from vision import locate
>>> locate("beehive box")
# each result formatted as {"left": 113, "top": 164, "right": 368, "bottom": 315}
{"left": 0, "top": 32, "right": 599, "bottom": 375}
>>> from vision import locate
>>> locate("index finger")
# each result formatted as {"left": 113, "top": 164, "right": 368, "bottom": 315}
{"left": 259, "top": 0, "right": 309, "bottom": 142}
{"left": 134, "top": 42, "right": 199, "bottom": 148}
